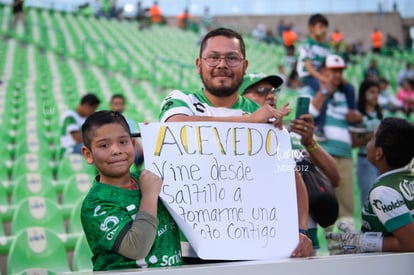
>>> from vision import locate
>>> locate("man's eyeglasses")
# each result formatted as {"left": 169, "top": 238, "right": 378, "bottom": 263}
{"left": 202, "top": 54, "right": 244, "bottom": 68}
{"left": 246, "top": 87, "right": 281, "bottom": 96}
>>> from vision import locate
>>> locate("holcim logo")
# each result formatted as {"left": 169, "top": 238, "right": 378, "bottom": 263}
{"left": 373, "top": 199, "right": 405, "bottom": 213}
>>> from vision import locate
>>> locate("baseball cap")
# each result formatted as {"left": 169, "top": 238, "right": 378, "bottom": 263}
{"left": 325, "top": 54, "right": 346, "bottom": 69}
{"left": 238, "top": 72, "right": 284, "bottom": 95}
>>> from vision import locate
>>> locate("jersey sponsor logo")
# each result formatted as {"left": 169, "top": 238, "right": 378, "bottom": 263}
{"left": 106, "top": 225, "right": 119, "bottom": 240}
{"left": 161, "top": 101, "right": 174, "bottom": 112}
{"left": 193, "top": 102, "right": 206, "bottom": 113}
{"left": 160, "top": 250, "right": 182, "bottom": 266}
{"left": 399, "top": 179, "right": 414, "bottom": 201}
{"left": 94, "top": 205, "right": 106, "bottom": 216}
{"left": 157, "top": 224, "right": 168, "bottom": 236}
{"left": 373, "top": 198, "right": 405, "bottom": 213}
{"left": 100, "top": 216, "right": 119, "bottom": 231}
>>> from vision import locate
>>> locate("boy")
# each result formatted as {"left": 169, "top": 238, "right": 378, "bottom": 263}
{"left": 297, "top": 14, "right": 355, "bottom": 140}
{"left": 80, "top": 111, "right": 182, "bottom": 270}
{"left": 326, "top": 117, "right": 414, "bottom": 254}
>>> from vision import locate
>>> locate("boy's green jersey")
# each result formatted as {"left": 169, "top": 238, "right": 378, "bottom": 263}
{"left": 81, "top": 171, "right": 182, "bottom": 271}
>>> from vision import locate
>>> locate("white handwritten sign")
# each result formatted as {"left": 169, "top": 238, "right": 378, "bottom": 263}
{"left": 139, "top": 122, "right": 298, "bottom": 260}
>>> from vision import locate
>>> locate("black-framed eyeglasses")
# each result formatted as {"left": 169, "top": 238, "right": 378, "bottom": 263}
{"left": 246, "top": 87, "right": 281, "bottom": 96}
{"left": 202, "top": 54, "right": 244, "bottom": 68}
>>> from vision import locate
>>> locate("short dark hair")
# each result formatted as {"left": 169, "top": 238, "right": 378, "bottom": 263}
{"left": 110, "top": 94, "right": 125, "bottom": 102}
{"left": 80, "top": 93, "right": 100, "bottom": 106}
{"left": 199, "top": 27, "right": 246, "bottom": 59}
{"left": 308, "top": 13, "right": 329, "bottom": 27}
{"left": 375, "top": 117, "right": 414, "bottom": 169}
{"left": 81, "top": 111, "right": 131, "bottom": 150}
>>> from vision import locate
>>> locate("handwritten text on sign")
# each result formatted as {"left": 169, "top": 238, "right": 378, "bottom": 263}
{"left": 139, "top": 122, "right": 298, "bottom": 260}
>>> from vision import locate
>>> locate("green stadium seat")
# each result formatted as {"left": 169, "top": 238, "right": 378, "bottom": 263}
{"left": 72, "top": 234, "right": 93, "bottom": 271}
{"left": 68, "top": 198, "right": 84, "bottom": 234}
{"left": 56, "top": 154, "right": 96, "bottom": 180}
{"left": 61, "top": 173, "right": 92, "bottom": 206}
{"left": 7, "top": 227, "right": 71, "bottom": 275}
{"left": 10, "top": 173, "right": 57, "bottom": 204}
{"left": 11, "top": 153, "right": 54, "bottom": 181}
{"left": 11, "top": 197, "right": 66, "bottom": 235}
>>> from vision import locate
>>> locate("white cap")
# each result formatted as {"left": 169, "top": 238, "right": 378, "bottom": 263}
{"left": 325, "top": 54, "right": 346, "bottom": 69}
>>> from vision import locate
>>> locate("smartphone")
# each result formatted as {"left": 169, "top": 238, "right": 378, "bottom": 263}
{"left": 295, "top": 97, "right": 310, "bottom": 119}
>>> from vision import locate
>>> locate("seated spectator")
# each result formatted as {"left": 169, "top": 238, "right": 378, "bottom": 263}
{"left": 60, "top": 93, "right": 100, "bottom": 157}
{"left": 110, "top": 94, "right": 144, "bottom": 167}
{"left": 378, "top": 77, "right": 402, "bottom": 113}
{"left": 327, "top": 117, "right": 414, "bottom": 254}
{"left": 177, "top": 8, "right": 192, "bottom": 30}
{"left": 396, "top": 78, "right": 414, "bottom": 116}
{"left": 397, "top": 63, "right": 414, "bottom": 86}
{"left": 252, "top": 23, "right": 266, "bottom": 42}
{"left": 364, "top": 58, "right": 381, "bottom": 82}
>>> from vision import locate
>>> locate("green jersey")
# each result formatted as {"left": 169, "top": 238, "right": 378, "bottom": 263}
{"left": 81, "top": 171, "right": 182, "bottom": 271}
{"left": 296, "top": 38, "right": 331, "bottom": 79}
{"left": 159, "top": 89, "right": 260, "bottom": 122}
{"left": 362, "top": 168, "right": 414, "bottom": 235}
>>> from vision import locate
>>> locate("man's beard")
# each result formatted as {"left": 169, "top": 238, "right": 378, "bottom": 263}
{"left": 200, "top": 69, "right": 243, "bottom": 98}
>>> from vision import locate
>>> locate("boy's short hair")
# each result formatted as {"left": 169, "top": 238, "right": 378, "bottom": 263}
{"left": 80, "top": 93, "right": 101, "bottom": 106}
{"left": 308, "top": 13, "right": 329, "bottom": 27}
{"left": 375, "top": 117, "right": 414, "bottom": 169}
{"left": 81, "top": 110, "right": 131, "bottom": 150}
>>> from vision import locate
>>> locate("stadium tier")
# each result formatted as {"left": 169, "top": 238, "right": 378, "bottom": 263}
{"left": 0, "top": 3, "right": 413, "bottom": 274}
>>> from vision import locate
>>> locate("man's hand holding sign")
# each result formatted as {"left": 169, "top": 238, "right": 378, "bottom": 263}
{"left": 140, "top": 122, "right": 300, "bottom": 260}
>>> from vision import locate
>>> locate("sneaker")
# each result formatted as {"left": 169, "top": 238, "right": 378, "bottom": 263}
{"left": 314, "top": 127, "right": 328, "bottom": 142}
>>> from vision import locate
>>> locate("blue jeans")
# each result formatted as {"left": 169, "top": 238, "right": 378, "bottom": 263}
{"left": 357, "top": 155, "right": 379, "bottom": 206}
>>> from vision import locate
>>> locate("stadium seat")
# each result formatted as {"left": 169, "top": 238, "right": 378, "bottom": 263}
{"left": 7, "top": 227, "right": 71, "bottom": 275}
{"left": 61, "top": 173, "right": 92, "bottom": 206}
{"left": 56, "top": 154, "right": 96, "bottom": 180}
{"left": 68, "top": 198, "right": 84, "bottom": 234}
{"left": 10, "top": 153, "right": 54, "bottom": 181}
{"left": 10, "top": 173, "right": 57, "bottom": 204}
{"left": 72, "top": 234, "right": 93, "bottom": 271}
{"left": 10, "top": 197, "right": 66, "bottom": 235}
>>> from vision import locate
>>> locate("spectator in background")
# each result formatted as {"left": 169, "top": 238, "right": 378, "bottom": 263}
{"left": 327, "top": 117, "right": 414, "bottom": 255}
{"left": 397, "top": 63, "right": 414, "bottom": 86}
{"left": 239, "top": 73, "right": 340, "bottom": 254}
{"left": 364, "top": 58, "right": 381, "bottom": 82}
{"left": 149, "top": 1, "right": 164, "bottom": 25}
{"left": 276, "top": 19, "right": 286, "bottom": 40}
{"left": 110, "top": 94, "right": 144, "bottom": 167}
{"left": 300, "top": 55, "right": 362, "bottom": 222}
{"left": 136, "top": 1, "right": 150, "bottom": 30}
{"left": 330, "top": 28, "right": 346, "bottom": 53}
{"left": 378, "top": 77, "right": 402, "bottom": 113}
{"left": 10, "top": 0, "right": 25, "bottom": 36}
{"left": 252, "top": 23, "right": 267, "bottom": 42}
{"left": 397, "top": 78, "right": 414, "bottom": 116}
{"left": 296, "top": 13, "right": 331, "bottom": 95}
{"left": 177, "top": 8, "right": 192, "bottom": 30}
{"left": 353, "top": 80, "right": 383, "bottom": 206}
{"left": 282, "top": 23, "right": 298, "bottom": 57}
{"left": 370, "top": 27, "right": 383, "bottom": 54}
{"left": 60, "top": 93, "right": 100, "bottom": 157}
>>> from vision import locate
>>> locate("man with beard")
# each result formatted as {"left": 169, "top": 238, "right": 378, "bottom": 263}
{"left": 159, "top": 27, "right": 312, "bottom": 259}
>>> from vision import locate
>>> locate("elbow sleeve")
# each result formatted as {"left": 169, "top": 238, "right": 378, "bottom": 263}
{"left": 117, "top": 211, "right": 159, "bottom": 260}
